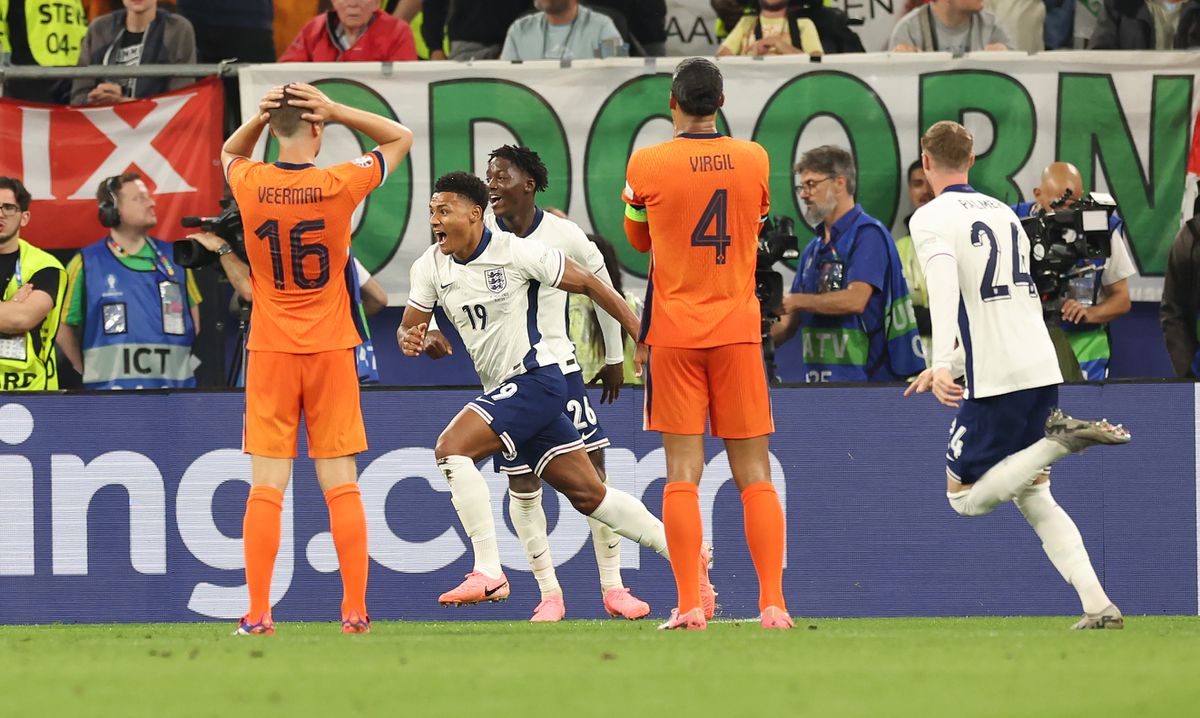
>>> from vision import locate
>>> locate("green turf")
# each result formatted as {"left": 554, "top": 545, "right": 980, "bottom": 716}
{"left": 1, "top": 617, "right": 1198, "bottom": 717}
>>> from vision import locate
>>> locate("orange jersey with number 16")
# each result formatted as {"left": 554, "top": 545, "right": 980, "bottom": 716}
{"left": 227, "top": 152, "right": 386, "bottom": 354}
{"left": 622, "top": 133, "right": 770, "bottom": 348}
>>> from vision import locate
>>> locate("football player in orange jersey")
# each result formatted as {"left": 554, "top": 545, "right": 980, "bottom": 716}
{"left": 623, "top": 58, "right": 792, "bottom": 630}
{"left": 221, "top": 84, "right": 414, "bottom": 635}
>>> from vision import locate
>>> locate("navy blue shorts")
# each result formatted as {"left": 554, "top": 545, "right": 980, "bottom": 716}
{"left": 465, "top": 366, "right": 584, "bottom": 477}
{"left": 497, "top": 370, "right": 608, "bottom": 476}
{"left": 946, "top": 385, "right": 1059, "bottom": 484}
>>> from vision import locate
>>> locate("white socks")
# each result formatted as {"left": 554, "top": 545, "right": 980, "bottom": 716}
{"left": 1014, "top": 481, "right": 1112, "bottom": 614}
{"left": 588, "top": 515, "right": 624, "bottom": 593}
{"left": 588, "top": 486, "right": 670, "bottom": 559}
{"left": 948, "top": 439, "right": 1071, "bottom": 517}
{"left": 438, "top": 455, "right": 503, "bottom": 579}
{"left": 508, "top": 488, "right": 562, "bottom": 598}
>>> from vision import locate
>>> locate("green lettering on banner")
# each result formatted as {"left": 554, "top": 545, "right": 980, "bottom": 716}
{"left": 801, "top": 327, "right": 870, "bottom": 366}
{"left": 584, "top": 74, "right": 729, "bottom": 276}
{"left": 753, "top": 71, "right": 900, "bottom": 238}
{"left": 429, "top": 79, "right": 570, "bottom": 213}
{"left": 1057, "top": 74, "right": 1192, "bottom": 274}
{"left": 919, "top": 71, "right": 1035, "bottom": 203}
{"left": 264, "top": 80, "right": 412, "bottom": 274}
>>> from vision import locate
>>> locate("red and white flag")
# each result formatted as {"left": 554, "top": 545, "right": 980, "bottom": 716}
{"left": 0, "top": 77, "right": 225, "bottom": 250}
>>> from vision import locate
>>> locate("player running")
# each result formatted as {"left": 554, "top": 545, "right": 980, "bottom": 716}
{"left": 623, "top": 58, "right": 790, "bottom": 630}
{"left": 400, "top": 171, "right": 688, "bottom": 613}
{"left": 424, "top": 145, "right": 652, "bottom": 621}
{"left": 904, "top": 121, "right": 1130, "bottom": 630}
{"left": 223, "top": 83, "right": 414, "bottom": 635}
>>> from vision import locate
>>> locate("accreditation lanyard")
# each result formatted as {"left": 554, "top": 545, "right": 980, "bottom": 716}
{"left": 107, "top": 237, "right": 177, "bottom": 281}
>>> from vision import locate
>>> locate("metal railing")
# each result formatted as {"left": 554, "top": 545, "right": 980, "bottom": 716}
{"left": 0, "top": 62, "right": 239, "bottom": 81}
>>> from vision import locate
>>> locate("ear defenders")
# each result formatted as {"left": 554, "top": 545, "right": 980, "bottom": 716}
{"left": 98, "top": 176, "right": 121, "bottom": 229}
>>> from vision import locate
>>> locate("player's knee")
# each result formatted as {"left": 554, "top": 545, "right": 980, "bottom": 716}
{"left": 565, "top": 483, "right": 605, "bottom": 515}
{"left": 947, "top": 489, "right": 993, "bottom": 517}
{"left": 507, "top": 472, "right": 539, "bottom": 494}
{"left": 433, "top": 432, "right": 461, "bottom": 462}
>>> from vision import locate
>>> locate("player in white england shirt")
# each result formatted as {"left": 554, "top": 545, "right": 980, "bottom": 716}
{"left": 903, "top": 121, "right": 1131, "bottom": 630}
{"left": 400, "top": 171, "right": 674, "bottom": 609}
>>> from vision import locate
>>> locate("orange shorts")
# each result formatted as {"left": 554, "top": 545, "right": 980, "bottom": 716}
{"left": 643, "top": 343, "right": 774, "bottom": 438}
{"left": 243, "top": 348, "right": 366, "bottom": 459}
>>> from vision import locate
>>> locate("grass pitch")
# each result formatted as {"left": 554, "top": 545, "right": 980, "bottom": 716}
{"left": 1, "top": 617, "right": 1197, "bottom": 717}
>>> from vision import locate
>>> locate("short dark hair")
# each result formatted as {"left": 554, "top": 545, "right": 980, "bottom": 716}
{"left": 671, "top": 58, "right": 723, "bottom": 118}
{"left": 907, "top": 159, "right": 924, "bottom": 184}
{"left": 0, "top": 177, "right": 32, "bottom": 211}
{"left": 488, "top": 145, "right": 549, "bottom": 193}
{"left": 795, "top": 145, "right": 857, "bottom": 196}
{"left": 434, "top": 171, "right": 488, "bottom": 209}
{"left": 95, "top": 172, "right": 142, "bottom": 204}
{"left": 269, "top": 87, "right": 308, "bottom": 138}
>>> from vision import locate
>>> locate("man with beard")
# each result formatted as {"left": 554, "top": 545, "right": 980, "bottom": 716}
{"left": 773, "top": 145, "right": 923, "bottom": 383}
{"left": 500, "top": 0, "right": 625, "bottom": 60}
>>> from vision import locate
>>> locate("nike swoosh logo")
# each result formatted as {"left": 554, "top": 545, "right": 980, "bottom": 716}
{"left": 483, "top": 581, "right": 508, "bottom": 597}
{"left": 439, "top": 282, "right": 453, "bottom": 289}
{"left": 531, "top": 550, "right": 546, "bottom": 560}
{"left": 581, "top": 429, "right": 598, "bottom": 441}
{"left": 607, "top": 542, "right": 620, "bottom": 550}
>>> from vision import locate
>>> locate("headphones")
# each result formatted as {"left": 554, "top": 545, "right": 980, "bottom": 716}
{"left": 98, "top": 176, "right": 122, "bottom": 229}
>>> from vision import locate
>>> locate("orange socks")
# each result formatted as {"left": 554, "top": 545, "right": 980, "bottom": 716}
{"left": 742, "top": 481, "right": 786, "bottom": 612}
{"left": 243, "top": 485, "right": 284, "bottom": 619}
{"left": 325, "top": 482, "right": 369, "bottom": 618}
{"left": 663, "top": 481, "right": 703, "bottom": 613}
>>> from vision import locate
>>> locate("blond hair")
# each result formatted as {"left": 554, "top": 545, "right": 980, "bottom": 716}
{"left": 920, "top": 121, "right": 974, "bottom": 172}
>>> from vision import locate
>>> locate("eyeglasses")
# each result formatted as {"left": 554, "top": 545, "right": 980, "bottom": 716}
{"left": 794, "top": 176, "right": 833, "bottom": 196}
{"left": 0, "top": 203, "right": 23, "bottom": 217}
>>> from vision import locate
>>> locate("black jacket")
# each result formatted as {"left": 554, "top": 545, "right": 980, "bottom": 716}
{"left": 1161, "top": 219, "right": 1200, "bottom": 377}
{"left": 70, "top": 9, "right": 197, "bottom": 105}
{"left": 422, "top": 0, "right": 532, "bottom": 50}
{"left": 1091, "top": 0, "right": 1200, "bottom": 49}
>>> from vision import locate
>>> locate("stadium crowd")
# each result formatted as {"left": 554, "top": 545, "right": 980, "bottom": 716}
{"left": 0, "top": 1, "right": 1197, "bottom": 391}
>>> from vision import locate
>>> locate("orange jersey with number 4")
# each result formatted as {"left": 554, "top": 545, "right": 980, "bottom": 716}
{"left": 227, "top": 153, "right": 386, "bottom": 353}
{"left": 623, "top": 134, "right": 769, "bottom": 348}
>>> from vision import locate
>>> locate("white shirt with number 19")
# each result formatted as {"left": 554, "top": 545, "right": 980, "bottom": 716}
{"left": 408, "top": 229, "right": 567, "bottom": 392}
{"left": 911, "top": 186, "right": 1062, "bottom": 399}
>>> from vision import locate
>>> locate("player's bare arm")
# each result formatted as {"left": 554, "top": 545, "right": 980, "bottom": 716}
{"left": 221, "top": 86, "right": 284, "bottom": 173}
{"left": 286, "top": 83, "right": 414, "bottom": 172}
{"left": 781, "top": 281, "right": 873, "bottom": 316}
{"left": 398, "top": 305, "right": 434, "bottom": 357}
{"left": 555, "top": 257, "right": 641, "bottom": 340}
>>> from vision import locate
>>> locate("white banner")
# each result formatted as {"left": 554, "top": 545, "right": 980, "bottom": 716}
{"left": 240, "top": 52, "right": 1200, "bottom": 303}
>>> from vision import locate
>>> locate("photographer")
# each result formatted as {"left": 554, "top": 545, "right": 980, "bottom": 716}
{"left": 1013, "top": 162, "right": 1134, "bottom": 381}
{"left": 58, "top": 173, "right": 202, "bottom": 390}
{"left": 187, "top": 230, "right": 252, "bottom": 303}
{"left": 773, "top": 146, "right": 924, "bottom": 383}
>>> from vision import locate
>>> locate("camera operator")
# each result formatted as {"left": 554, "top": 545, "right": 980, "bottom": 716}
{"left": 187, "top": 230, "right": 252, "bottom": 303}
{"left": 58, "top": 172, "right": 202, "bottom": 389}
{"left": 1012, "top": 162, "right": 1134, "bottom": 381}
{"left": 773, "top": 146, "right": 924, "bottom": 383}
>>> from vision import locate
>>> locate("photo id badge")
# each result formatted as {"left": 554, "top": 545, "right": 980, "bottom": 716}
{"left": 103, "top": 303, "right": 127, "bottom": 335}
{"left": 160, "top": 281, "right": 186, "bottom": 336}
{"left": 0, "top": 334, "right": 27, "bottom": 361}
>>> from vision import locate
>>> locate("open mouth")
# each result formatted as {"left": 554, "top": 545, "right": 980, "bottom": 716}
{"left": 488, "top": 194, "right": 502, "bottom": 206}
{"left": 434, "top": 231, "right": 447, "bottom": 245}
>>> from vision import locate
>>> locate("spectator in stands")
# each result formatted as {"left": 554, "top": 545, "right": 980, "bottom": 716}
{"left": 717, "top": 0, "right": 824, "bottom": 56}
{"left": 273, "top": 0, "right": 320, "bottom": 59}
{"left": 772, "top": 146, "right": 924, "bottom": 383}
{"left": 70, "top": 0, "right": 197, "bottom": 106}
{"left": 1160, "top": 211, "right": 1199, "bottom": 377}
{"left": 422, "top": 0, "right": 530, "bottom": 60}
{"left": 0, "top": 0, "right": 88, "bottom": 102}
{"left": 711, "top": 1, "right": 863, "bottom": 53}
{"left": 1012, "top": 162, "right": 1135, "bottom": 381}
{"left": 0, "top": 177, "right": 67, "bottom": 391}
{"left": 890, "top": 0, "right": 1013, "bottom": 52}
{"left": 989, "top": 0, "right": 1045, "bottom": 51}
{"left": 280, "top": 0, "right": 418, "bottom": 62}
{"left": 58, "top": 173, "right": 203, "bottom": 389}
{"left": 390, "top": 0, "right": 422, "bottom": 22}
{"left": 895, "top": 160, "right": 934, "bottom": 364}
{"left": 1043, "top": 0, "right": 1076, "bottom": 48}
{"left": 1090, "top": 0, "right": 1200, "bottom": 49}
{"left": 569, "top": 234, "right": 642, "bottom": 385}
{"left": 501, "top": 0, "right": 626, "bottom": 60}
{"left": 177, "top": 0, "right": 276, "bottom": 62}
{"left": 589, "top": 0, "right": 668, "bottom": 56}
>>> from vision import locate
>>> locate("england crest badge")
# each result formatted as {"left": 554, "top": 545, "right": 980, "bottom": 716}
{"left": 484, "top": 268, "right": 507, "bottom": 293}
